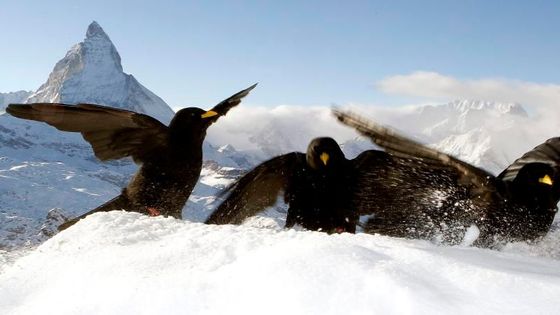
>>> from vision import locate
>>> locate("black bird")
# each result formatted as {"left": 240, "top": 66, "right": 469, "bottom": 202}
{"left": 205, "top": 137, "right": 384, "bottom": 233}
{"left": 7, "top": 84, "right": 256, "bottom": 230}
{"left": 334, "top": 110, "right": 560, "bottom": 247}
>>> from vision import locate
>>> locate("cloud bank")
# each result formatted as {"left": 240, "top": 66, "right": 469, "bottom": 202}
{"left": 377, "top": 71, "right": 560, "bottom": 116}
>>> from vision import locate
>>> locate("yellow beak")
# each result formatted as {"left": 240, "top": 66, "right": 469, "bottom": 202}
{"left": 201, "top": 110, "right": 218, "bottom": 119}
{"left": 320, "top": 152, "right": 329, "bottom": 166}
{"left": 539, "top": 174, "right": 554, "bottom": 186}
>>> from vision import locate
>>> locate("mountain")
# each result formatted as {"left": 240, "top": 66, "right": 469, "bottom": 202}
{"left": 388, "top": 100, "right": 532, "bottom": 173}
{"left": 26, "top": 21, "right": 174, "bottom": 124}
{"left": 0, "top": 91, "right": 32, "bottom": 111}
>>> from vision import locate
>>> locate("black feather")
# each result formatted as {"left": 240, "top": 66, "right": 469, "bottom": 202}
{"left": 334, "top": 110, "right": 560, "bottom": 246}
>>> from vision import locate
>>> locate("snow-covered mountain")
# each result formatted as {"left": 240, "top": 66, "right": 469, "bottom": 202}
{"left": 0, "top": 90, "right": 32, "bottom": 111}
{"left": 26, "top": 21, "right": 174, "bottom": 124}
{"left": 384, "top": 100, "right": 533, "bottom": 173}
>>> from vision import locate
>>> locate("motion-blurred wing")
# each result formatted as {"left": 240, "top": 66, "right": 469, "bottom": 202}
{"left": 206, "top": 152, "right": 304, "bottom": 225}
{"left": 7, "top": 103, "right": 169, "bottom": 163}
{"left": 498, "top": 137, "right": 560, "bottom": 181}
{"left": 334, "top": 110, "right": 494, "bottom": 190}
{"left": 207, "top": 83, "right": 257, "bottom": 122}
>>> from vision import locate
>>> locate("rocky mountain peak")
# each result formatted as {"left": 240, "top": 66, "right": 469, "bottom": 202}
{"left": 25, "top": 21, "right": 174, "bottom": 124}
{"left": 85, "top": 21, "right": 108, "bottom": 39}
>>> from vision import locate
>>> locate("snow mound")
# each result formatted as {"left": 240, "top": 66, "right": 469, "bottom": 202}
{"left": 1, "top": 212, "right": 560, "bottom": 314}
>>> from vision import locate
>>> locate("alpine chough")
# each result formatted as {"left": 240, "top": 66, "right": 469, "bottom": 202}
{"left": 7, "top": 84, "right": 256, "bottom": 230}
{"left": 334, "top": 110, "right": 560, "bottom": 247}
{"left": 205, "top": 137, "right": 391, "bottom": 233}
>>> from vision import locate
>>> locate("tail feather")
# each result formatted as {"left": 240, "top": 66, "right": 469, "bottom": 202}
{"left": 57, "top": 194, "right": 130, "bottom": 231}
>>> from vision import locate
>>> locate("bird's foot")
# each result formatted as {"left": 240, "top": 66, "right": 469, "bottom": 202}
{"left": 147, "top": 207, "right": 161, "bottom": 216}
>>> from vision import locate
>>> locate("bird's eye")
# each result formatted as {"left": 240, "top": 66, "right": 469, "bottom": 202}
{"left": 539, "top": 174, "right": 553, "bottom": 186}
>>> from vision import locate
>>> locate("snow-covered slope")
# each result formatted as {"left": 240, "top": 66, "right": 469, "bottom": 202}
{"left": 1, "top": 212, "right": 560, "bottom": 315}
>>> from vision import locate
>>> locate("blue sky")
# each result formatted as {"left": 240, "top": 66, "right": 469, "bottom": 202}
{"left": 2, "top": 0, "right": 560, "bottom": 108}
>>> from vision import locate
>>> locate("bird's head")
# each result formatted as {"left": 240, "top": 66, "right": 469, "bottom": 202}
{"left": 168, "top": 84, "right": 256, "bottom": 141}
{"left": 169, "top": 107, "right": 221, "bottom": 139}
{"left": 512, "top": 162, "right": 560, "bottom": 211}
{"left": 306, "top": 137, "right": 346, "bottom": 171}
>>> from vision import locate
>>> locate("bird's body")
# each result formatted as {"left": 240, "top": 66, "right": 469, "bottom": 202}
{"left": 206, "top": 137, "right": 360, "bottom": 233}
{"left": 120, "top": 114, "right": 206, "bottom": 218}
{"left": 118, "top": 138, "right": 203, "bottom": 217}
{"left": 283, "top": 152, "right": 356, "bottom": 232}
{"left": 335, "top": 110, "right": 560, "bottom": 247}
{"left": 7, "top": 84, "right": 256, "bottom": 230}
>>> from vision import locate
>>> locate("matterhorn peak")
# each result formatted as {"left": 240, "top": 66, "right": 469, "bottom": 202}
{"left": 85, "top": 21, "right": 108, "bottom": 39}
{"left": 25, "top": 21, "right": 174, "bottom": 124}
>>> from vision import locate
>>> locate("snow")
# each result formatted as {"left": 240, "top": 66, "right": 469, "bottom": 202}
{"left": 1, "top": 212, "right": 560, "bottom": 314}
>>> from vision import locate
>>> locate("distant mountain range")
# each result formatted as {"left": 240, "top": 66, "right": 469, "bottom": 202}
{"left": 0, "top": 22, "right": 553, "bottom": 249}
{"left": 0, "top": 91, "right": 32, "bottom": 111}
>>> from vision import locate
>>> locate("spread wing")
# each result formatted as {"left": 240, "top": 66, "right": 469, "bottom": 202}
{"left": 206, "top": 152, "right": 304, "bottom": 225}
{"left": 206, "top": 83, "right": 257, "bottom": 123}
{"left": 498, "top": 137, "right": 560, "bottom": 182}
{"left": 7, "top": 103, "right": 169, "bottom": 163}
{"left": 334, "top": 110, "right": 495, "bottom": 191}
{"left": 346, "top": 133, "right": 485, "bottom": 241}
{"left": 350, "top": 149, "right": 464, "bottom": 210}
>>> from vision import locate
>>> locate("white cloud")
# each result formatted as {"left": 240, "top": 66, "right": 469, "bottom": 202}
{"left": 206, "top": 105, "right": 356, "bottom": 153}
{"left": 377, "top": 71, "right": 560, "bottom": 115}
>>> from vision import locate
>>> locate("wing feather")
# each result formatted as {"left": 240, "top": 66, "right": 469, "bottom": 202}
{"left": 207, "top": 83, "right": 257, "bottom": 122}
{"left": 498, "top": 138, "right": 560, "bottom": 181}
{"left": 206, "top": 152, "right": 304, "bottom": 224}
{"left": 334, "top": 110, "right": 494, "bottom": 191}
{"left": 7, "top": 103, "right": 169, "bottom": 162}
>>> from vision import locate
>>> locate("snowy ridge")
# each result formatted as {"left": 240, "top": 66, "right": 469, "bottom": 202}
{"left": 1, "top": 212, "right": 560, "bottom": 314}
{"left": 0, "top": 91, "right": 32, "bottom": 110}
